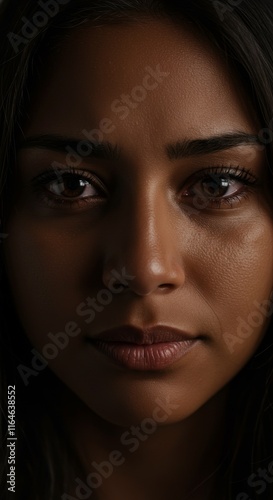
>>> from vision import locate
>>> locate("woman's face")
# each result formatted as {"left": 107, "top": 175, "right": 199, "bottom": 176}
{"left": 4, "top": 18, "right": 273, "bottom": 425}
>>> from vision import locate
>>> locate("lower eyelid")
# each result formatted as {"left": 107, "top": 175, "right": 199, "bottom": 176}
{"left": 36, "top": 192, "right": 103, "bottom": 210}
{"left": 179, "top": 184, "right": 255, "bottom": 211}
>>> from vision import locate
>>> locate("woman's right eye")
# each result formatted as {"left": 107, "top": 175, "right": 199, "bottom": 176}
{"left": 31, "top": 167, "right": 108, "bottom": 209}
{"left": 46, "top": 173, "right": 99, "bottom": 198}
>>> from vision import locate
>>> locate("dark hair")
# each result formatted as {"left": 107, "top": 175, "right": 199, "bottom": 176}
{"left": 1, "top": 1, "right": 273, "bottom": 498}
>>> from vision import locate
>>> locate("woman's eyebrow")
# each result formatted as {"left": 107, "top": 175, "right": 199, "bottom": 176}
{"left": 166, "top": 132, "right": 260, "bottom": 159}
{"left": 19, "top": 135, "right": 121, "bottom": 161}
{"left": 19, "top": 132, "right": 260, "bottom": 161}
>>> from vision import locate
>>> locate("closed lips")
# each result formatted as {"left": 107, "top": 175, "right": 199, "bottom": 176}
{"left": 86, "top": 324, "right": 200, "bottom": 344}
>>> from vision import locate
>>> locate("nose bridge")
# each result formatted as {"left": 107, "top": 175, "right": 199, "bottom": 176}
{"left": 121, "top": 181, "right": 167, "bottom": 263}
{"left": 103, "top": 179, "right": 185, "bottom": 295}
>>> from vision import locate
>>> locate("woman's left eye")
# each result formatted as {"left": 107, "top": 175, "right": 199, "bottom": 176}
{"left": 180, "top": 167, "right": 259, "bottom": 209}
{"left": 185, "top": 173, "right": 239, "bottom": 198}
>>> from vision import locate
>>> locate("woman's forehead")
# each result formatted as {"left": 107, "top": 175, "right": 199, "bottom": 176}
{"left": 24, "top": 18, "right": 259, "bottom": 145}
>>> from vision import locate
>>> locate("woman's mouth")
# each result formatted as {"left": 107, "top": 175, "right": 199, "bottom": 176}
{"left": 89, "top": 339, "right": 200, "bottom": 370}
{"left": 85, "top": 325, "right": 202, "bottom": 370}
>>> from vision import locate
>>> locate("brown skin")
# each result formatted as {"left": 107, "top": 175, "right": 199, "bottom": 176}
{"left": 3, "top": 18, "right": 273, "bottom": 499}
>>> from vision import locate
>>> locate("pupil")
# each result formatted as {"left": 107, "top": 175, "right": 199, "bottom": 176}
{"left": 202, "top": 175, "right": 229, "bottom": 197}
{"left": 66, "top": 177, "right": 80, "bottom": 190}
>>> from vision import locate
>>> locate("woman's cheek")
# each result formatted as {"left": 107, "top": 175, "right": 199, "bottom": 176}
{"left": 2, "top": 212, "right": 93, "bottom": 344}
{"left": 209, "top": 215, "right": 273, "bottom": 361}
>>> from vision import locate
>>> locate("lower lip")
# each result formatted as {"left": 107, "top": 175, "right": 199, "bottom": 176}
{"left": 89, "top": 339, "right": 200, "bottom": 370}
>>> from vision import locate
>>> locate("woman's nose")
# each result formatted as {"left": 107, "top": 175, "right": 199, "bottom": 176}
{"left": 102, "top": 185, "right": 186, "bottom": 296}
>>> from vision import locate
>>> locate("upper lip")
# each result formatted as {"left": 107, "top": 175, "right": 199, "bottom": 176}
{"left": 88, "top": 325, "right": 198, "bottom": 345}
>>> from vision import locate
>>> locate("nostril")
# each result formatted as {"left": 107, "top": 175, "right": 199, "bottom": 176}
{"left": 110, "top": 281, "right": 128, "bottom": 292}
{"left": 115, "top": 283, "right": 125, "bottom": 290}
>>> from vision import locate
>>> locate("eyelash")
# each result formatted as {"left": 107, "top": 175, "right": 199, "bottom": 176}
{"left": 31, "top": 167, "right": 107, "bottom": 209}
{"left": 31, "top": 164, "right": 259, "bottom": 210}
{"left": 181, "top": 164, "right": 259, "bottom": 210}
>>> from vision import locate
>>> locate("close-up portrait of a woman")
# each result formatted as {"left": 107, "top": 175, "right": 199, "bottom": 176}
{"left": 1, "top": 1, "right": 273, "bottom": 499}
